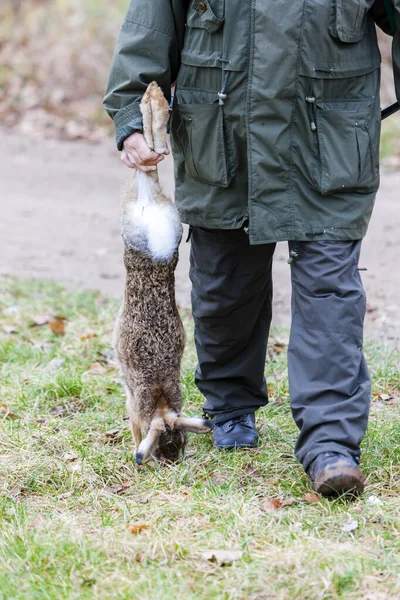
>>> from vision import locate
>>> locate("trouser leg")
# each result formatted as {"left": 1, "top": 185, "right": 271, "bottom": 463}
{"left": 189, "top": 227, "right": 276, "bottom": 424}
{"left": 288, "top": 240, "right": 370, "bottom": 471}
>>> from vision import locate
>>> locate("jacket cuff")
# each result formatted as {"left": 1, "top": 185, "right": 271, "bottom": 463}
{"left": 114, "top": 102, "right": 143, "bottom": 150}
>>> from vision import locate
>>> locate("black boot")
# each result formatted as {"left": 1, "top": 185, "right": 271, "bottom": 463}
{"left": 212, "top": 414, "right": 258, "bottom": 449}
{"left": 307, "top": 452, "right": 365, "bottom": 497}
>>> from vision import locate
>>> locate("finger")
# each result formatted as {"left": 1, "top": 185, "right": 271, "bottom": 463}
{"left": 163, "top": 141, "right": 170, "bottom": 155}
{"left": 134, "top": 138, "right": 162, "bottom": 163}
{"left": 136, "top": 164, "right": 157, "bottom": 173}
{"left": 121, "top": 150, "right": 136, "bottom": 169}
{"left": 128, "top": 148, "right": 164, "bottom": 167}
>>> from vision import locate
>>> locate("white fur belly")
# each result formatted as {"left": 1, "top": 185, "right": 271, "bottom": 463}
{"left": 123, "top": 172, "right": 182, "bottom": 262}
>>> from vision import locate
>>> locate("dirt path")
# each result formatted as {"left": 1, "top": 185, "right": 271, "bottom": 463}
{"left": 1, "top": 128, "right": 399, "bottom": 347}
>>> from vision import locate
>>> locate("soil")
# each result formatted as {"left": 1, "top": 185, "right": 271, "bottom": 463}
{"left": 1, "top": 127, "right": 399, "bottom": 347}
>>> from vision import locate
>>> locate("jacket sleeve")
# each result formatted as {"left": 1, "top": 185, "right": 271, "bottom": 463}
{"left": 103, "top": 0, "right": 187, "bottom": 150}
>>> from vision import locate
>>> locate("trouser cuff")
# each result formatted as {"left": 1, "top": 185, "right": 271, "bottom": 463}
{"left": 300, "top": 444, "right": 361, "bottom": 472}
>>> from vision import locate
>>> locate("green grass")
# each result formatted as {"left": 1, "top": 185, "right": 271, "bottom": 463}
{"left": 0, "top": 277, "right": 399, "bottom": 600}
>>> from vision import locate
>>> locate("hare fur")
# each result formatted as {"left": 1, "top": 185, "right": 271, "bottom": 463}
{"left": 114, "top": 82, "right": 212, "bottom": 464}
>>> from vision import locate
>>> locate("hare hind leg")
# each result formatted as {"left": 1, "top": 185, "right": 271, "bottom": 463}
{"left": 126, "top": 386, "right": 142, "bottom": 449}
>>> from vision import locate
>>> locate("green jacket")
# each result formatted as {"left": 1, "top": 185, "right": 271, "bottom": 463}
{"left": 104, "top": 0, "right": 400, "bottom": 244}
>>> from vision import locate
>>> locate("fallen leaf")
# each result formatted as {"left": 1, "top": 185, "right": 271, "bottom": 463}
{"left": 272, "top": 342, "right": 286, "bottom": 355}
{"left": 366, "top": 305, "right": 377, "bottom": 314}
{"left": 127, "top": 524, "right": 150, "bottom": 535}
{"left": 210, "top": 471, "right": 229, "bottom": 486}
{"left": 2, "top": 325, "right": 18, "bottom": 334}
{"left": 9, "top": 486, "right": 25, "bottom": 497}
{"left": 340, "top": 518, "right": 358, "bottom": 533}
{"left": 69, "top": 463, "right": 82, "bottom": 472}
{"left": 49, "top": 321, "right": 65, "bottom": 336}
{"left": 50, "top": 404, "right": 68, "bottom": 417}
{"left": 135, "top": 553, "right": 144, "bottom": 564}
{"left": 274, "top": 397, "right": 285, "bottom": 407}
{"left": 81, "top": 333, "right": 97, "bottom": 341}
{"left": 88, "top": 362, "right": 107, "bottom": 375}
{"left": 136, "top": 497, "right": 150, "bottom": 505}
{"left": 104, "top": 482, "right": 131, "bottom": 495}
{"left": 3, "top": 305, "right": 22, "bottom": 316}
{"left": 261, "top": 498, "right": 295, "bottom": 512}
{"left": 63, "top": 452, "right": 79, "bottom": 462}
{"left": 29, "top": 514, "right": 47, "bottom": 530}
{"left": 46, "top": 358, "right": 65, "bottom": 371}
{"left": 103, "top": 429, "right": 124, "bottom": 445}
{"left": 31, "top": 315, "right": 50, "bottom": 327}
{"left": 201, "top": 549, "right": 243, "bottom": 566}
{"left": 54, "top": 315, "right": 68, "bottom": 322}
{"left": 0, "top": 404, "right": 19, "bottom": 419}
{"left": 303, "top": 493, "right": 322, "bottom": 504}
{"left": 58, "top": 491, "right": 74, "bottom": 499}
{"left": 379, "top": 394, "right": 392, "bottom": 402}
{"left": 367, "top": 495, "right": 383, "bottom": 507}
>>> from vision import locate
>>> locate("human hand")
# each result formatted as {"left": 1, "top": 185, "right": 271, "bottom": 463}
{"left": 121, "top": 132, "right": 170, "bottom": 172}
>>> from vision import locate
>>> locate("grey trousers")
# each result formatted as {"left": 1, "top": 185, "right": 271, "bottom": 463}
{"left": 189, "top": 227, "right": 370, "bottom": 470}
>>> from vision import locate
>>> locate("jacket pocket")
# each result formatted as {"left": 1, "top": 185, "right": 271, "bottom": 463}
{"left": 187, "top": 0, "right": 225, "bottom": 32}
{"left": 175, "top": 101, "right": 231, "bottom": 188}
{"left": 313, "top": 98, "right": 379, "bottom": 195}
{"left": 329, "top": 0, "right": 368, "bottom": 43}
{"left": 183, "top": 1, "right": 225, "bottom": 65}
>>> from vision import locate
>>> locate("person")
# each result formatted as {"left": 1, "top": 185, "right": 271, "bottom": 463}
{"left": 104, "top": 0, "right": 400, "bottom": 496}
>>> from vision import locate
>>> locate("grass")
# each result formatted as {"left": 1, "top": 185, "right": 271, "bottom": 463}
{"left": 0, "top": 277, "right": 399, "bottom": 600}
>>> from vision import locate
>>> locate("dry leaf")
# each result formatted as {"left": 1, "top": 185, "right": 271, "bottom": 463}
{"left": 63, "top": 452, "right": 79, "bottom": 462}
{"left": 104, "top": 482, "right": 131, "bottom": 495}
{"left": 210, "top": 471, "right": 229, "bottom": 486}
{"left": 10, "top": 486, "right": 25, "bottom": 497}
{"left": 0, "top": 404, "right": 19, "bottom": 419}
{"left": 303, "top": 493, "right": 322, "bottom": 504}
{"left": 31, "top": 315, "right": 50, "bottom": 327}
{"left": 30, "top": 514, "right": 47, "bottom": 530}
{"left": 366, "top": 305, "right": 377, "bottom": 314}
{"left": 103, "top": 429, "right": 124, "bottom": 445}
{"left": 69, "top": 463, "right": 82, "bottom": 472}
{"left": 46, "top": 358, "right": 65, "bottom": 371}
{"left": 340, "top": 518, "right": 358, "bottom": 533}
{"left": 49, "top": 320, "right": 65, "bottom": 336}
{"left": 127, "top": 524, "right": 150, "bottom": 535}
{"left": 3, "top": 305, "right": 22, "bottom": 316}
{"left": 274, "top": 397, "right": 284, "bottom": 407}
{"left": 50, "top": 404, "right": 68, "bottom": 417}
{"left": 367, "top": 495, "right": 383, "bottom": 507}
{"left": 88, "top": 362, "right": 107, "bottom": 375}
{"left": 261, "top": 498, "right": 295, "bottom": 512}
{"left": 81, "top": 333, "right": 97, "bottom": 341}
{"left": 2, "top": 325, "right": 18, "bottom": 334}
{"left": 201, "top": 549, "right": 243, "bottom": 566}
{"left": 272, "top": 342, "right": 286, "bottom": 355}
{"left": 58, "top": 491, "right": 74, "bottom": 499}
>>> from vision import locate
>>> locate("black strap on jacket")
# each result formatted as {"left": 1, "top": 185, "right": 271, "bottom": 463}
{"left": 384, "top": 0, "right": 397, "bottom": 34}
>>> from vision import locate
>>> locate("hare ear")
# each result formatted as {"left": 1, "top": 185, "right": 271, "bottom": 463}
{"left": 136, "top": 428, "right": 162, "bottom": 465}
{"left": 174, "top": 417, "right": 213, "bottom": 434}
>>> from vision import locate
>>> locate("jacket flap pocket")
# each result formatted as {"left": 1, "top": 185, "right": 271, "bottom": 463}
{"left": 299, "top": 54, "right": 380, "bottom": 79}
{"left": 312, "top": 97, "right": 379, "bottom": 195}
{"left": 329, "top": 0, "right": 368, "bottom": 43}
{"left": 173, "top": 98, "right": 233, "bottom": 188}
{"left": 187, "top": 1, "right": 225, "bottom": 33}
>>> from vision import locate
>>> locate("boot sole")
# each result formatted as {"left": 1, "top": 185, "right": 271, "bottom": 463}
{"left": 312, "top": 465, "right": 366, "bottom": 497}
{"left": 213, "top": 441, "right": 258, "bottom": 450}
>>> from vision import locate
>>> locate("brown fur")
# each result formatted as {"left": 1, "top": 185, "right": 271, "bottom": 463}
{"left": 114, "top": 83, "right": 212, "bottom": 464}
